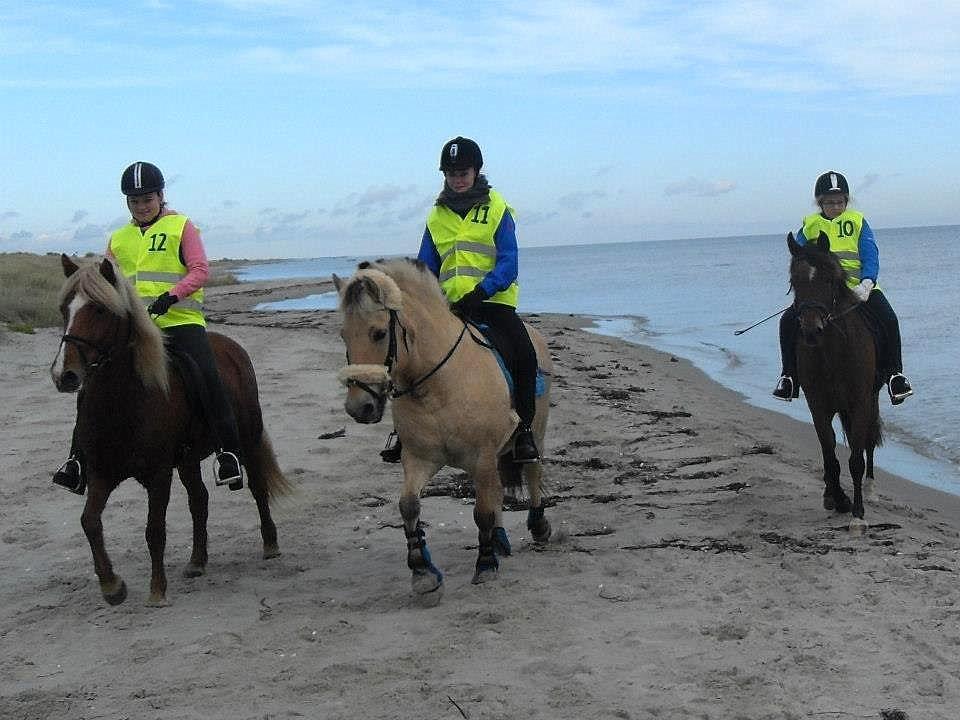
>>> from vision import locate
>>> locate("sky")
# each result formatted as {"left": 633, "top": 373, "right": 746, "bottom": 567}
{"left": 1, "top": 1, "right": 959, "bottom": 260}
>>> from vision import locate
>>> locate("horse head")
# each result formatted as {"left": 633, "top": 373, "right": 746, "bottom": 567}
{"left": 50, "top": 254, "right": 168, "bottom": 394}
{"left": 334, "top": 264, "right": 404, "bottom": 423}
{"left": 787, "top": 231, "right": 848, "bottom": 346}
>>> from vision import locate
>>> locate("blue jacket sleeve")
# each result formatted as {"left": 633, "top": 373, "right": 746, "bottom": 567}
{"left": 857, "top": 219, "right": 879, "bottom": 282}
{"left": 478, "top": 210, "right": 519, "bottom": 297}
{"left": 417, "top": 226, "right": 441, "bottom": 277}
{"left": 796, "top": 227, "right": 809, "bottom": 245}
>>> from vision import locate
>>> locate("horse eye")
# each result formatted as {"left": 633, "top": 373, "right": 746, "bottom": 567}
{"left": 371, "top": 328, "right": 387, "bottom": 342}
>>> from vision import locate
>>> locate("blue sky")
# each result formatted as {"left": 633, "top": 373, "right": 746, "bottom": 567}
{"left": 1, "top": 1, "right": 958, "bottom": 259}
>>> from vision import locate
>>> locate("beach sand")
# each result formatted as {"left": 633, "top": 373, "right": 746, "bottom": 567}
{"left": 1, "top": 276, "right": 958, "bottom": 719}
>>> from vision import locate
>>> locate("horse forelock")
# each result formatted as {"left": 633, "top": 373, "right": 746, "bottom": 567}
{"left": 62, "top": 259, "right": 170, "bottom": 393}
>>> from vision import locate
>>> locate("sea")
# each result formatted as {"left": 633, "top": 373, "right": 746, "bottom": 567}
{"left": 235, "top": 225, "right": 960, "bottom": 497}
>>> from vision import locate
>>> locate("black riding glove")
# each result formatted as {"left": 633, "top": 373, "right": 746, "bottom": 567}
{"left": 450, "top": 286, "right": 488, "bottom": 319}
{"left": 147, "top": 291, "right": 178, "bottom": 316}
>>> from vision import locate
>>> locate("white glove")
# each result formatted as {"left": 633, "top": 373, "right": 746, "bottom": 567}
{"left": 853, "top": 279, "right": 874, "bottom": 303}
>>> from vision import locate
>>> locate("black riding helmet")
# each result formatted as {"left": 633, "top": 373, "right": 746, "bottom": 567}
{"left": 439, "top": 137, "right": 483, "bottom": 172}
{"left": 121, "top": 161, "right": 165, "bottom": 196}
{"left": 814, "top": 170, "right": 849, "bottom": 198}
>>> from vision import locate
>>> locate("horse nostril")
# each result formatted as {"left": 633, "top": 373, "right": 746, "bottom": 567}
{"left": 59, "top": 371, "right": 81, "bottom": 392}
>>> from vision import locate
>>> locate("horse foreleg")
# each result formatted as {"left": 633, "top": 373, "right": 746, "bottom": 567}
{"left": 144, "top": 474, "right": 173, "bottom": 607}
{"left": 80, "top": 479, "right": 127, "bottom": 605}
{"left": 811, "top": 412, "right": 850, "bottom": 514}
{"left": 523, "top": 462, "right": 552, "bottom": 544}
{"left": 472, "top": 460, "right": 502, "bottom": 584}
{"left": 848, "top": 448, "right": 866, "bottom": 521}
{"left": 399, "top": 460, "right": 442, "bottom": 595}
{"left": 177, "top": 463, "right": 209, "bottom": 578}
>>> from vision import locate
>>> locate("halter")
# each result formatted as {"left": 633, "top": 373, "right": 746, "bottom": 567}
{"left": 59, "top": 310, "right": 131, "bottom": 374}
{"left": 341, "top": 308, "right": 469, "bottom": 404}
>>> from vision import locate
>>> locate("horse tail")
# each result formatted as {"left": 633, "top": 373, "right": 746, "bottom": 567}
{"left": 246, "top": 429, "right": 293, "bottom": 501}
{"left": 872, "top": 413, "right": 884, "bottom": 449}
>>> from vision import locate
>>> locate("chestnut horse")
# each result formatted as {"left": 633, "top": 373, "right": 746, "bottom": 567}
{"left": 50, "top": 255, "right": 289, "bottom": 606}
{"left": 334, "top": 259, "right": 552, "bottom": 596}
{"left": 787, "top": 232, "right": 883, "bottom": 523}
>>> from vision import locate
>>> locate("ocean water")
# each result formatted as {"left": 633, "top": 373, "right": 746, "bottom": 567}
{"left": 237, "top": 225, "right": 959, "bottom": 495}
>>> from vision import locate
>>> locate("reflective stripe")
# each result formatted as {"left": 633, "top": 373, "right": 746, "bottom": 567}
{"left": 833, "top": 251, "right": 859, "bottom": 261}
{"left": 140, "top": 297, "right": 204, "bottom": 312}
{"left": 439, "top": 266, "right": 486, "bottom": 283}
{"left": 137, "top": 271, "right": 185, "bottom": 283}
{"left": 439, "top": 241, "right": 498, "bottom": 262}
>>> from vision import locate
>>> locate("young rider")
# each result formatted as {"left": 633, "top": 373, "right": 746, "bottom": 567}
{"left": 773, "top": 170, "right": 913, "bottom": 405}
{"left": 52, "top": 161, "right": 245, "bottom": 493}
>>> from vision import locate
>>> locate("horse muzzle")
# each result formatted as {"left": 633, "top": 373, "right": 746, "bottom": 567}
{"left": 338, "top": 364, "right": 390, "bottom": 424}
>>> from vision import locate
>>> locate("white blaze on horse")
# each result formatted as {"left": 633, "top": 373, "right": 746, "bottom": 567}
{"left": 334, "top": 258, "right": 552, "bottom": 595}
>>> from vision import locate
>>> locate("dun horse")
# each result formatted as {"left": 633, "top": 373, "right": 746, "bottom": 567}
{"left": 50, "top": 255, "right": 288, "bottom": 606}
{"left": 787, "top": 232, "right": 883, "bottom": 523}
{"left": 334, "top": 259, "right": 552, "bottom": 595}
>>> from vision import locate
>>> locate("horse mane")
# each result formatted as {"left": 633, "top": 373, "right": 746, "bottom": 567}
{"left": 341, "top": 258, "right": 447, "bottom": 314}
{"left": 60, "top": 258, "right": 170, "bottom": 394}
{"left": 789, "top": 241, "right": 857, "bottom": 303}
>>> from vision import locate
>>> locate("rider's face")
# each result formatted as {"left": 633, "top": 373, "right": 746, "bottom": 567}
{"left": 126, "top": 192, "right": 163, "bottom": 224}
{"left": 443, "top": 167, "right": 477, "bottom": 194}
{"left": 819, "top": 194, "right": 847, "bottom": 220}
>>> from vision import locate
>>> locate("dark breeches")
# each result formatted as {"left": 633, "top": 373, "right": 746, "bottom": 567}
{"left": 163, "top": 324, "right": 242, "bottom": 457}
{"left": 476, "top": 304, "right": 538, "bottom": 426}
{"left": 779, "top": 289, "right": 904, "bottom": 378}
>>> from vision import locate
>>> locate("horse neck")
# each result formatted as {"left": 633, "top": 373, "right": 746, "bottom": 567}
{"left": 78, "top": 346, "right": 148, "bottom": 428}
{"left": 393, "top": 294, "right": 465, "bottom": 385}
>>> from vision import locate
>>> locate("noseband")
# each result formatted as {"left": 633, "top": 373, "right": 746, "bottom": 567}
{"left": 341, "top": 308, "right": 468, "bottom": 403}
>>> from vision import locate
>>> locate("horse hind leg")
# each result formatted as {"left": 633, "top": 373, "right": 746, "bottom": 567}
{"left": 177, "top": 462, "right": 209, "bottom": 578}
{"left": 244, "top": 431, "right": 288, "bottom": 559}
{"left": 472, "top": 464, "right": 502, "bottom": 584}
{"left": 523, "top": 461, "right": 551, "bottom": 544}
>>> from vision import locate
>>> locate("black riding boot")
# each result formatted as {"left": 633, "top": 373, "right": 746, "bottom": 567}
{"left": 52, "top": 425, "right": 85, "bottom": 495}
{"left": 773, "top": 308, "right": 800, "bottom": 401}
{"left": 866, "top": 291, "right": 913, "bottom": 404}
{"left": 380, "top": 431, "right": 402, "bottom": 463}
{"left": 513, "top": 424, "right": 540, "bottom": 463}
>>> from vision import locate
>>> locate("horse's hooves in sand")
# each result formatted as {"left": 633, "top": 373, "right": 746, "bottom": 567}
{"left": 101, "top": 578, "right": 128, "bottom": 606}
{"left": 145, "top": 594, "right": 171, "bottom": 608}
{"left": 848, "top": 517, "right": 868, "bottom": 536}
{"left": 182, "top": 562, "right": 206, "bottom": 578}
{"left": 262, "top": 544, "right": 281, "bottom": 560}
{"left": 530, "top": 518, "right": 552, "bottom": 544}
{"left": 411, "top": 571, "right": 442, "bottom": 596}
{"left": 472, "top": 566, "right": 499, "bottom": 584}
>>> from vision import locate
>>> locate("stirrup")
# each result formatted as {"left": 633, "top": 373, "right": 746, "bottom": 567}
{"left": 214, "top": 451, "right": 244, "bottom": 490}
{"left": 380, "top": 431, "right": 402, "bottom": 463}
{"left": 772, "top": 375, "right": 796, "bottom": 401}
{"left": 888, "top": 373, "right": 913, "bottom": 405}
{"left": 52, "top": 457, "right": 85, "bottom": 495}
{"left": 513, "top": 428, "right": 540, "bottom": 464}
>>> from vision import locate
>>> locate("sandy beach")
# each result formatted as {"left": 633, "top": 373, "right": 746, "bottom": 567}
{"left": 2, "top": 274, "right": 959, "bottom": 720}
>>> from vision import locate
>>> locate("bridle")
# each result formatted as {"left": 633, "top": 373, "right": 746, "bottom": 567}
{"left": 342, "top": 307, "right": 469, "bottom": 404}
{"left": 793, "top": 281, "right": 859, "bottom": 332}
{"left": 58, "top": 309, "right": 131, "bottom": 374}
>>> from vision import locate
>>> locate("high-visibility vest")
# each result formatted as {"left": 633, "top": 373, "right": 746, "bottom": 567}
{"left": 109, "top": 214, "right": 205, "bottom": 328}
{"left": 426, "top": 189, "right": 520, "bottom": 307}
{"left": 801, "top": 209, "right": 867, "bottom": 289}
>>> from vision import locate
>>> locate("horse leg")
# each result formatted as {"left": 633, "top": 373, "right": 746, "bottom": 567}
{"left": 177, "top": 462, "right": 209, "bottom": 578}
{"left": 811, "top": 412, "right": 850, "bottom": 513}
{"left": 143, "top": 472, "right": 173, "bottom": 606}
{"left": 244, "top": 431, "right": 283, "bottom": 559}
{"left": 523, "top": 461, "right": 551, "bottom": 543}
{"left": 399, "top": 459, "right": 443, "bottom": 595}
{"left": 81, "top": 478, "right": 127, "bottom": 605}
{"left": 848, "top": 447, "right": 866, "bottom": 521}
{"left": 472, "top": 458, "right": 502, "bottom": 585}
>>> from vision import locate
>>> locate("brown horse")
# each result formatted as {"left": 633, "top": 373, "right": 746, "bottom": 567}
{"left": 334, "top": 258, "right": 552, "bottom": 595}
{"left": 50, "top": 255, "right": 289, "bottom": 606}
{"left": 787, "top": 232, "right": 883, "bottom": 523}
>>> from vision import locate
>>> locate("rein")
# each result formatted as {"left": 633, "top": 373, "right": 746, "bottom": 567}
{"left": 59, "top": 312, "right": 132, "bottom": 373}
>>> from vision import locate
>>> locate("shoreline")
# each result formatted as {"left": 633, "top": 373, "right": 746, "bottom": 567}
{"left": 2, "top": 276, "right": 959, "bottom": 718}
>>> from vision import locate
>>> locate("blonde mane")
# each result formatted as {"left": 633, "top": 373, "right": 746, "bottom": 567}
{"left": 60, "top": 258, "right": 170, "bottom": 393}
{"left": 340, "top": 258, "right": 447, "bottom": 314}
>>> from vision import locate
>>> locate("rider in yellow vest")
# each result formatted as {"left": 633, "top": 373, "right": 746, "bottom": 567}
{"left": 773, "top": 171, "right": 913, "bottom": 405}
{"left": 379, "top": 136, "right": 540, "bottom": 464}
{"left": 52, "top": 162, "right": 245, "bottom": 494}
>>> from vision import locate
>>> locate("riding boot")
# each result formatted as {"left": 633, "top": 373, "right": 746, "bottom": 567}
{"left": 380, "top": 432, "right": 402, "bottom": 463}
{"left": 514, "top": 424, "right": 540, "bottom": 464}
{"left": 773, "top": 309, "right": 799, "bottom": 401}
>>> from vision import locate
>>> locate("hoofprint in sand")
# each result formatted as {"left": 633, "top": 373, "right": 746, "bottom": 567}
{"left": 1, "top": 277, "right": 957, "bottom": 719}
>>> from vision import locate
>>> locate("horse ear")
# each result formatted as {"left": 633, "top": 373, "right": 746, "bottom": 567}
{"left": 332, "top": 273, "right": 343, "bottom": 293}
{"left": 99, "top": 258, "right": 118, "bottom": 286}
{"left": 61, "top": 253, "right": 79, "bottom": 277}
{"left": 787, "top": 232, "right": 801, "bottom": 256}
{"left": 816, "top": 231, "right": 831, "bottom": 252}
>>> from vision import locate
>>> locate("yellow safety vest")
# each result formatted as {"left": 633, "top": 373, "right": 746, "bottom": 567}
{"left": 802, "top": 210, "right": 866, "bottom": 289}
{"left": 109, "top": 214, "right": 205, "bottom": 328}
{"left": 426, "top": 189, "right": 520, "bottom": 307}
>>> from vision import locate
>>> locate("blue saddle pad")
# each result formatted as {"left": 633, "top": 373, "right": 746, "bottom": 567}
{"left": 474, "top": 323, "right": 547, "bottom": 398}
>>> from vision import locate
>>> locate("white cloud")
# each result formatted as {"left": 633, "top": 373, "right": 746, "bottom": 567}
{"left": 664, "top": 178, "right": 736, "bottom": 197}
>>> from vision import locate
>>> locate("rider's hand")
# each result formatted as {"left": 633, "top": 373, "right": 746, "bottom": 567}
{"left": 852, "top": 279, "right": 874, "bottom": 303}
{"left": 147, "top": 291, "right": 178, "bottom": 316}
{"left": 450, "top": 286, "right": 487, "bottom": 319}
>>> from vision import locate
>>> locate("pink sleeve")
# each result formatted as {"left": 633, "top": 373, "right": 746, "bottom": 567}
{"left": 171, "top": 219, "right": 209, "bottom": 299}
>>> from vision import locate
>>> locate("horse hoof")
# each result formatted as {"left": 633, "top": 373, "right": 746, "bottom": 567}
{"left": 835, "top": 496, "right": 852, "bottom": 514}
{"left": 102, "top": 579, "right": 128, "bottom": 606}
{"left": 182, "top": 562, "right": 206, "bottom": 578}
{"left": 531, "top": 519, "right": 552, "bottom": 544}
{"left": 145, "top": 593, "right": 171, "bottom": 608}
{"left": 262, "top": 544, "right": 281, "bottom": 560}
{"left": 472, "top": 566, "right": 499, "bottom": 584}
{"left": 411, "top": 570, "right": 442, "bottom": 595}
{"left": 848, "top": 517, "right": 867, "bottom": 536}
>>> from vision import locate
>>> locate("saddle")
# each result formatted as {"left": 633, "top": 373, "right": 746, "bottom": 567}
{"left": 166, "top": 348, "right": 215, "bottom": 432}
{"left": 467, "top": 322, "right": 547, "bottom": 400}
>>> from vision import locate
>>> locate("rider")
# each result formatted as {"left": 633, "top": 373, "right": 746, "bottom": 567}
{"left": 773, "top": 170, "right": 913, "bottom": 405}
{"left": 381, "top": 136, "right": 540, "bottom": 464}
{"left": 51, "top": 161, "right": 245, "bottom": 494}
